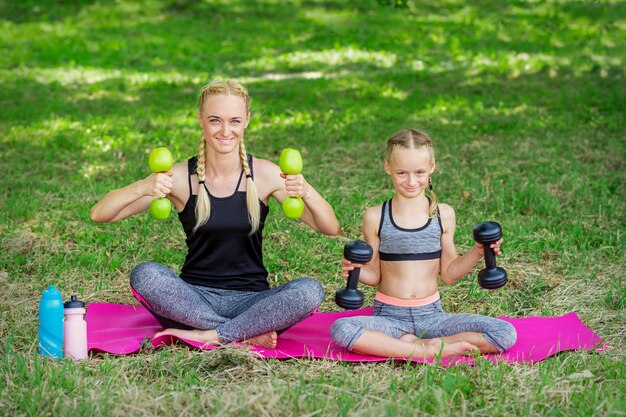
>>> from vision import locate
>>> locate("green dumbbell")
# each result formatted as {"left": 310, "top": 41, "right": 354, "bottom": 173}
{"left": 279, "top": 148, "right": 305, "bottom": 219}
{"left": 148, "top": 147, "right": 174, "bottom": 220}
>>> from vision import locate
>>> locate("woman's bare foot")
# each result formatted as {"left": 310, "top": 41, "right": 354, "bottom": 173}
{"left": 153, "top": 328, "right": 278, "bottom": 349}
{"left": 244, "top": 331, "right": 278, "bottom": 349}
{"left": 153, "top": 328, "right": 221, "bottom": 347}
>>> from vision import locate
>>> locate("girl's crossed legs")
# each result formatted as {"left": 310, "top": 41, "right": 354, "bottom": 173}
{"left": 331, "top": 300, "right": 516, "bottom": 359}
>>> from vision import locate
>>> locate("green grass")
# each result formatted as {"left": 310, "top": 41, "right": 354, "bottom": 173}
{"left": 1, "top": 0, "right": 624, "bottom": 415}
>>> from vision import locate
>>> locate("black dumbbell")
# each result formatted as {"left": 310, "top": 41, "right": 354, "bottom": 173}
{"left": 472, "top": 221, "right": 507, "bottom": 290}
{"left": 335, "top": 240, "right": 374, "bottom": 310}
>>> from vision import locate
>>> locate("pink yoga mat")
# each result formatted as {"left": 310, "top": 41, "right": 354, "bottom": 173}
{"left": 86, "top": 303, "right": 604, "bottom": 366}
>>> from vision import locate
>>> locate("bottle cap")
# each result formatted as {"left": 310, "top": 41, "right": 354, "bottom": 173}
{"left": 42, "top": 285, "right": 61, "bottom": 299}
{"left": 64, "top": 295, "right": 85, "bottom": 309}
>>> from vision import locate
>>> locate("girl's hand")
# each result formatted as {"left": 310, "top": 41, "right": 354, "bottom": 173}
{"left": 280, "top": 173, "right": 310, "bottom": 199}
{"left": 475, "top": 238, "right": 503, "bottom": 257}
{"left": 143, "top": 172, "right": 174, "bottom": 198}
{"left": 341, "top": 257, "right": 362, "bottom": 279}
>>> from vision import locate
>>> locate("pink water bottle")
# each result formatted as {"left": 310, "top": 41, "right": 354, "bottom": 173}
{"left": 63, "top": 295, "right": 88, "bottom": 360}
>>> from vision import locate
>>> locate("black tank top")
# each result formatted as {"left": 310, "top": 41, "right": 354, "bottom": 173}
{"left": 178, "top": 155, "right": 270, "bottom": 291}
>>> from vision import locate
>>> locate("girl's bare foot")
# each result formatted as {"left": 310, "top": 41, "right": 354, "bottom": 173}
{"left": 153, "top": 328, "right": 221, "bottom": 347}
{"left": 440, "top": 341, "right": 479, "bottom": 357}
{"left": 423, "top": 337, "right": 444, "bottom": 347}
{"left": 245, "top": 331, "right": 278, "bottom": 349}
{"left": 399, "top": 333, "right": 419, "bottom": 343}
{"left": 415, "top": 338, "right": 478, "bottom": 358}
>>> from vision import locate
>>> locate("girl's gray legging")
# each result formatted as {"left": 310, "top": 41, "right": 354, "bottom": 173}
{"left": 330, "top": 299, "right": 517, "bottom": 353}
{"left": 130, "top": 262, "right": 324, "bottom": 344}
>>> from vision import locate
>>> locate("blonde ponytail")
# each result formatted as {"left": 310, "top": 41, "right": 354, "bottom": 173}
{"left": 239, "top": 141, "right": 261, "bottom": 233}
{"left": 428, "top": 177, "right": 439, "bottom": 218}
{"left": 193, "top": 137, "right": 211, "bottom": 232}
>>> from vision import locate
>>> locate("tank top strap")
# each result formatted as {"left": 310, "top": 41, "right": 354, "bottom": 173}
{"left": 233, "top": 168, "right": 245, "bottom": 192}
{"left": 186, "top": 154, "right": 253, "bottom": 195}
{"left": 234, "top": 153, "right": 255, "bottom": 191}
{"left": 187, "top": 157, "right": 197, "bottom": 196}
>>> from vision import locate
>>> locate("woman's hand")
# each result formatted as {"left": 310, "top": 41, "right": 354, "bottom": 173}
{"left": 143, "top": 172, "right": 174, "bottom": 198}
{"left": 280, "top": 173, "right": 310, "bottom": 198}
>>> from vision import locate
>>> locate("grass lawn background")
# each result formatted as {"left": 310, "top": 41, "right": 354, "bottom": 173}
{"left": 1, "top": 0, "right": 624, "bottom": 416}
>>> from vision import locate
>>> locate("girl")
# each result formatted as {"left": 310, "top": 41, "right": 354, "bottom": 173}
{"left": 330, "top": 129, "right": 516, "bottom": 359}
{"left": 91, "top": 80, "right": 340, "bottom": 349}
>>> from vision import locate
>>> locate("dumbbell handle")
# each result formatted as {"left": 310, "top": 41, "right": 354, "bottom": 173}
{"left": 483, "top": 244, "right": 497, "bottom": 270}
{"left": 473, "top": 221, "right": 502, "bottom": 269}
{"left": 345, "top": 267, "right": 362, "bottom": 290}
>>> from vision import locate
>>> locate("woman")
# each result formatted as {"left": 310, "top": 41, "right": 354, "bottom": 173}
{"left": 91, "top": 80, "right": 339, "bottom": 348}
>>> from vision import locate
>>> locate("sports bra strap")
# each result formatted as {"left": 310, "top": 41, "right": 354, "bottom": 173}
{"left": 377, "top": 199, "right": 390, "bottom": 237}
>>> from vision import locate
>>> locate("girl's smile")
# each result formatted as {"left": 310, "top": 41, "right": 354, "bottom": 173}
{"left": 385, "top": 148, "right": 434, "bottom": 198}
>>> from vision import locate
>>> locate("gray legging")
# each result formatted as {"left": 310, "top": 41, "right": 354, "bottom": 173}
{"left": 130, "top": 262, "right": 324, "bottom": 344}
{"left": 331, "top": 299, "right": 517, "bottom": 353}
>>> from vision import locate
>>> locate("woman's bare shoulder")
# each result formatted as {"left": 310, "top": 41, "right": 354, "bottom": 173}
{"left": 251, "top": 156, "right": 280, "bottom": 174}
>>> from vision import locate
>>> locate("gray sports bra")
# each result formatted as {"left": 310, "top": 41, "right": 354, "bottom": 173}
{"left": 378, "top": 198, "right": 442, "bottom": 261}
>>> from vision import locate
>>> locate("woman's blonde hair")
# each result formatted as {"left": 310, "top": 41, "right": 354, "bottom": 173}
{"left": 194, "top": 80, "right": 261, "bottom": 234}
{"left": 386, "top": 129, "right": 438, "bottom": 218}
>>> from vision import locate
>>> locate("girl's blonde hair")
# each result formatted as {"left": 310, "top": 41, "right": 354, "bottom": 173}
{"left": 386, "top": 129, "right": 438, "bottom": 218}
{"left": 194, "top": 80, "right": 261, "bottom": 234}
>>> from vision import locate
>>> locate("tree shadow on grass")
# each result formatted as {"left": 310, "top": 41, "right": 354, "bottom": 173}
{"left": 3, "top": 61, "right": 623, "bottom": 159}
{"left": 0, "top": 0, "right": 97, "bottom": 23}
{"left": 4, "top": 0, "right": 623, "bottom": 75}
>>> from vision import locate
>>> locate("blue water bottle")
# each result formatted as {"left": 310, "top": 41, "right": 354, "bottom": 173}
{"left": 38, "top": 285, "right": 64, "bottom": 359}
